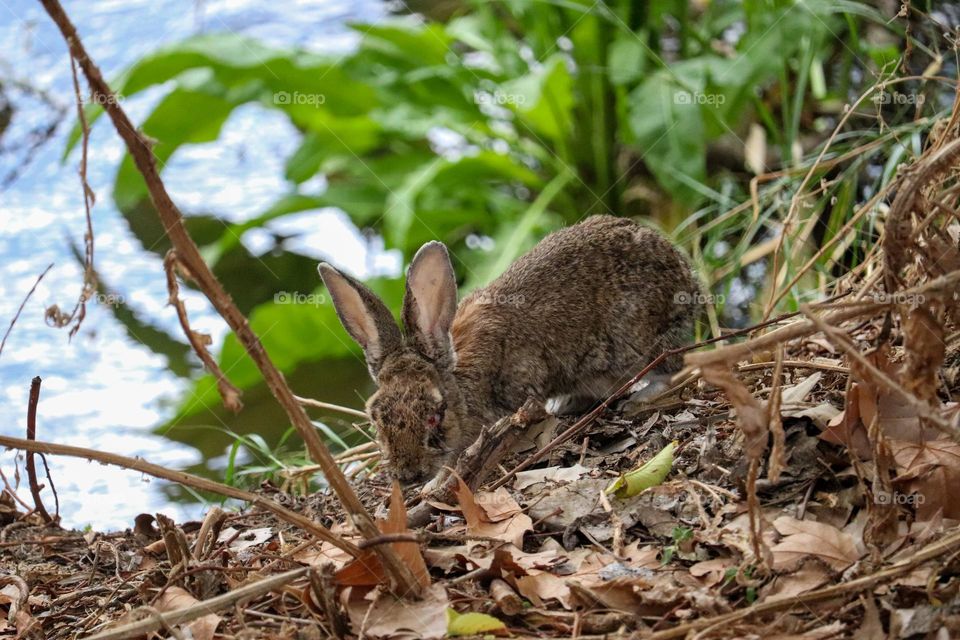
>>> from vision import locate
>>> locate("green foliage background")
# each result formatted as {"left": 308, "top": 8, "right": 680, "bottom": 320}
{"left": 64, "top": 0, "right": 952, "bottom": 480}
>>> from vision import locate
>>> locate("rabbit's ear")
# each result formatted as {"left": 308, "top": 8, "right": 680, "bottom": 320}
{"left": 402, "top": 241, "right": 458, "bottom": 364}
{"left": 318, "top": 263, "right": 401, "bottom": 377}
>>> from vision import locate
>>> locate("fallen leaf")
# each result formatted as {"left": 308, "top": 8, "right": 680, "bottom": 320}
{"left": 456, "top": 480, "right": 532, "bottom": 547}
{"left": 447, "top": 609, "right": 507, "bottom": 636}
{"left": 154, "top": 586, "right": 221, "bottom": 640}
{"left": 218, "top": 526, "right": 273, "bottom": 551}
{"left": 890, "top": 437, "right": 960, "bottom": 520}
{"left": 902, "top": 305, "right": 945, "bottom": 403}
{"left": 689, "top": 558, "right": 734, "bottom": 587}
{"left": 702, "top": 363, "right": 769, "bottom": 458}
{"left": 344, "top": 583, "right": 448, "bottom": 639}
{"left": 771, "top": 516, "right": 860, "bottom": 571}
{"left": 759, "top": 563, "right": 831, "bottom": 602}
{"left": 605, "top": 441, "right": 676, "bottom": 498}
{"left": 336, "top": 482, "right": 431, "bottom": 589}
{"left": 515, "top": 464, "right": 589, "bottom": 490}
{"left": 780, "top": 372, "right": 822, "bottom": 405}
{"left": 853, "top": 597, "right": 883, "bottom": 640}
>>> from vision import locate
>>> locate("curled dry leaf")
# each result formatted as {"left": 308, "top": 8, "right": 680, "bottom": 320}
{"left": 902, "top": 305, "right": 945, "bottom": 403}
{"left": 702, "top": 362, "right": 769, "bottom": 458}
{"left": 455, "top": 479, "right": 532, "bottom": 547}
{"left": 0, "top": 579, "right": 34, "bottom": 636}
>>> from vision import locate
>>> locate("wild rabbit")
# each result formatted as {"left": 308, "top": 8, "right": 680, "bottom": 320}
{"left": 319, "top": 215, "right": 700, "bottom": 486}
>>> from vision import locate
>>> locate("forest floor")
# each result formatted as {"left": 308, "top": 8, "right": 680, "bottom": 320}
{"left": 2, "top": 318, "right": 959, "bottom": 639}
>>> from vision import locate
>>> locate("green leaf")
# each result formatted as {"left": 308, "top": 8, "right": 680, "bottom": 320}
{"left": 113, "top": 89, "right": 235, "bottom": 211}
{"left": 353, "top": 20, "right": 453, "bottom": 67}
{"left": 502, "top": 55, "right": 574, "bottom": 142}
{"left": 284, "top": 115, "right": 380, "bottom": 183}
{"left": 466, "top": 168, "right": 572, "bottom": 290}
{"left": 446, "top": 609, "right": 506, "bottom": 636}
{"left": 608, "top": 34, "right": 647, "bottom": 86}
{"left": 627, "top": 72, "right": 706, "bottom": 205}
{"left": 174, "top": 278, "right": 403, "bottom": 419}
{"left": 605, "top": 441, "right": 676, "bottom": 498}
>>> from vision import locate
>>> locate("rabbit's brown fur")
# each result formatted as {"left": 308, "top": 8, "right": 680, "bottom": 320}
{"left": 319, "top": 215, "right": 700, "bottom": 485}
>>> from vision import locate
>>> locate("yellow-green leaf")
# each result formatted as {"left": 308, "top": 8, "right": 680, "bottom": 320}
{"left": 447, "top": 608, "right": 506, "bottom": 636}
{"left": 605, "top": 441, "right": 677, "bottom": 499}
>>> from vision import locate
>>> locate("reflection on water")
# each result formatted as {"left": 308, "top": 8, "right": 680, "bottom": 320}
{"left": 0, "top": 0, "right": 387, "bottom": 530}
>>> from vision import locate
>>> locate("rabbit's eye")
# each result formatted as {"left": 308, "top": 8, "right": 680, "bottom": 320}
{"left": 426, "top": 411, "right": 442, "bottom": 428}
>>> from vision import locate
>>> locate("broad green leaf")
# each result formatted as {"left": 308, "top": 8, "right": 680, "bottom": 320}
{"left": 627, "top": 72, "right": 706, "bottom": 205}
{"left": 175, "top": 277, "right": 403, "bottom": 419}
{"left": 353, "top": 20, "right": 453, "bottom": 67}
{"left": 502, "top": 55, "right": 574, "bottom": 142}
{"left": 605, "top": 441, "right": 676, "bottom": 498}
{"left": 466, "top": 168, "right": 572, "bottom": 290}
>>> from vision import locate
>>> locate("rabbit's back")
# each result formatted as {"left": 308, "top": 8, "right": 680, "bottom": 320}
{"left": 452, "top": 215, "right": 699, "bottom": 418}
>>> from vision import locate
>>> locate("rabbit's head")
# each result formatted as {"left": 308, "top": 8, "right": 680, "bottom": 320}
{"left": 318, "top": 242, "right": 464, "bottom": 485}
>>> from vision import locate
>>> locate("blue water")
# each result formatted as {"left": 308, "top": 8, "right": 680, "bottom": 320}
{"left": 0, "top": 0, "right": 387, "bottom": 530}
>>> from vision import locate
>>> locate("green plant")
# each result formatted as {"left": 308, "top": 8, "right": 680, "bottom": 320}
{"left": 65, "top": 1, "right": 949, "bottom": 444}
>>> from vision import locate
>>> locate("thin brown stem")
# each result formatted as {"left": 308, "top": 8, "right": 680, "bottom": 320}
{"left": 25, "top": 377, "right": 52, "bottom": 523}
{"left": 0, "top": 434, "right": 359, "bottom": 556}
{"left": 37, "top": 0, "right": 419, "bottom": 597}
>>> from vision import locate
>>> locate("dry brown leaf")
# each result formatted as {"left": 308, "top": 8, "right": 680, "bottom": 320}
{"left": 820, "top": 382, "right": 873, "bottom": 458}
{"left": 476, "top": 487, "right": 523, "bottom": 522}
{"left": 455, "top": 479, "right": 532, "bottom": 547}
{"left": 771, "top": 516, "right": 860, "bottom": 571}
{"left": 689, "top": 558, "right": 734, "bottom": 587}
{"left": 344, "top": 583, "right": 448, "bottom": 639}
{"left": 853, "top": 597, "right": 884, "bottom": 640}
{"left": 154, "top": 586, "right": 221, "bottom": 640}
{"left": 890, "top": 437, "right": 960, "bottom": 520}
{"left": 702, "top": 362, "right": 769, "bottom": 458}
{"left": 514, "top": 464, "right": 589, "bottom": 490}
{"left": 336, "top": 483, "right": 431, "bottom": 589}
{"left": 384, "top": 482, "right": 431, "bottom": 590}
{"left": 0, "top": 581, "right": 34, "bottom": 637}
{"left": 570, "top": 574, "right": 727, "bottom": 619}
{"left": 902, "top": 306, "right": 945, "bottom": 402}
{"left": 759, "top": 563, "right": 831, "bottom": 602}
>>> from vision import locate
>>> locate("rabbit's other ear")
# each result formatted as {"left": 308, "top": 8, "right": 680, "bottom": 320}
{"left": 402, "top": 241, "right": 458, "bottom": 364}
{"left": 318, "top": 263, "right": 401, "bottom": 377}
